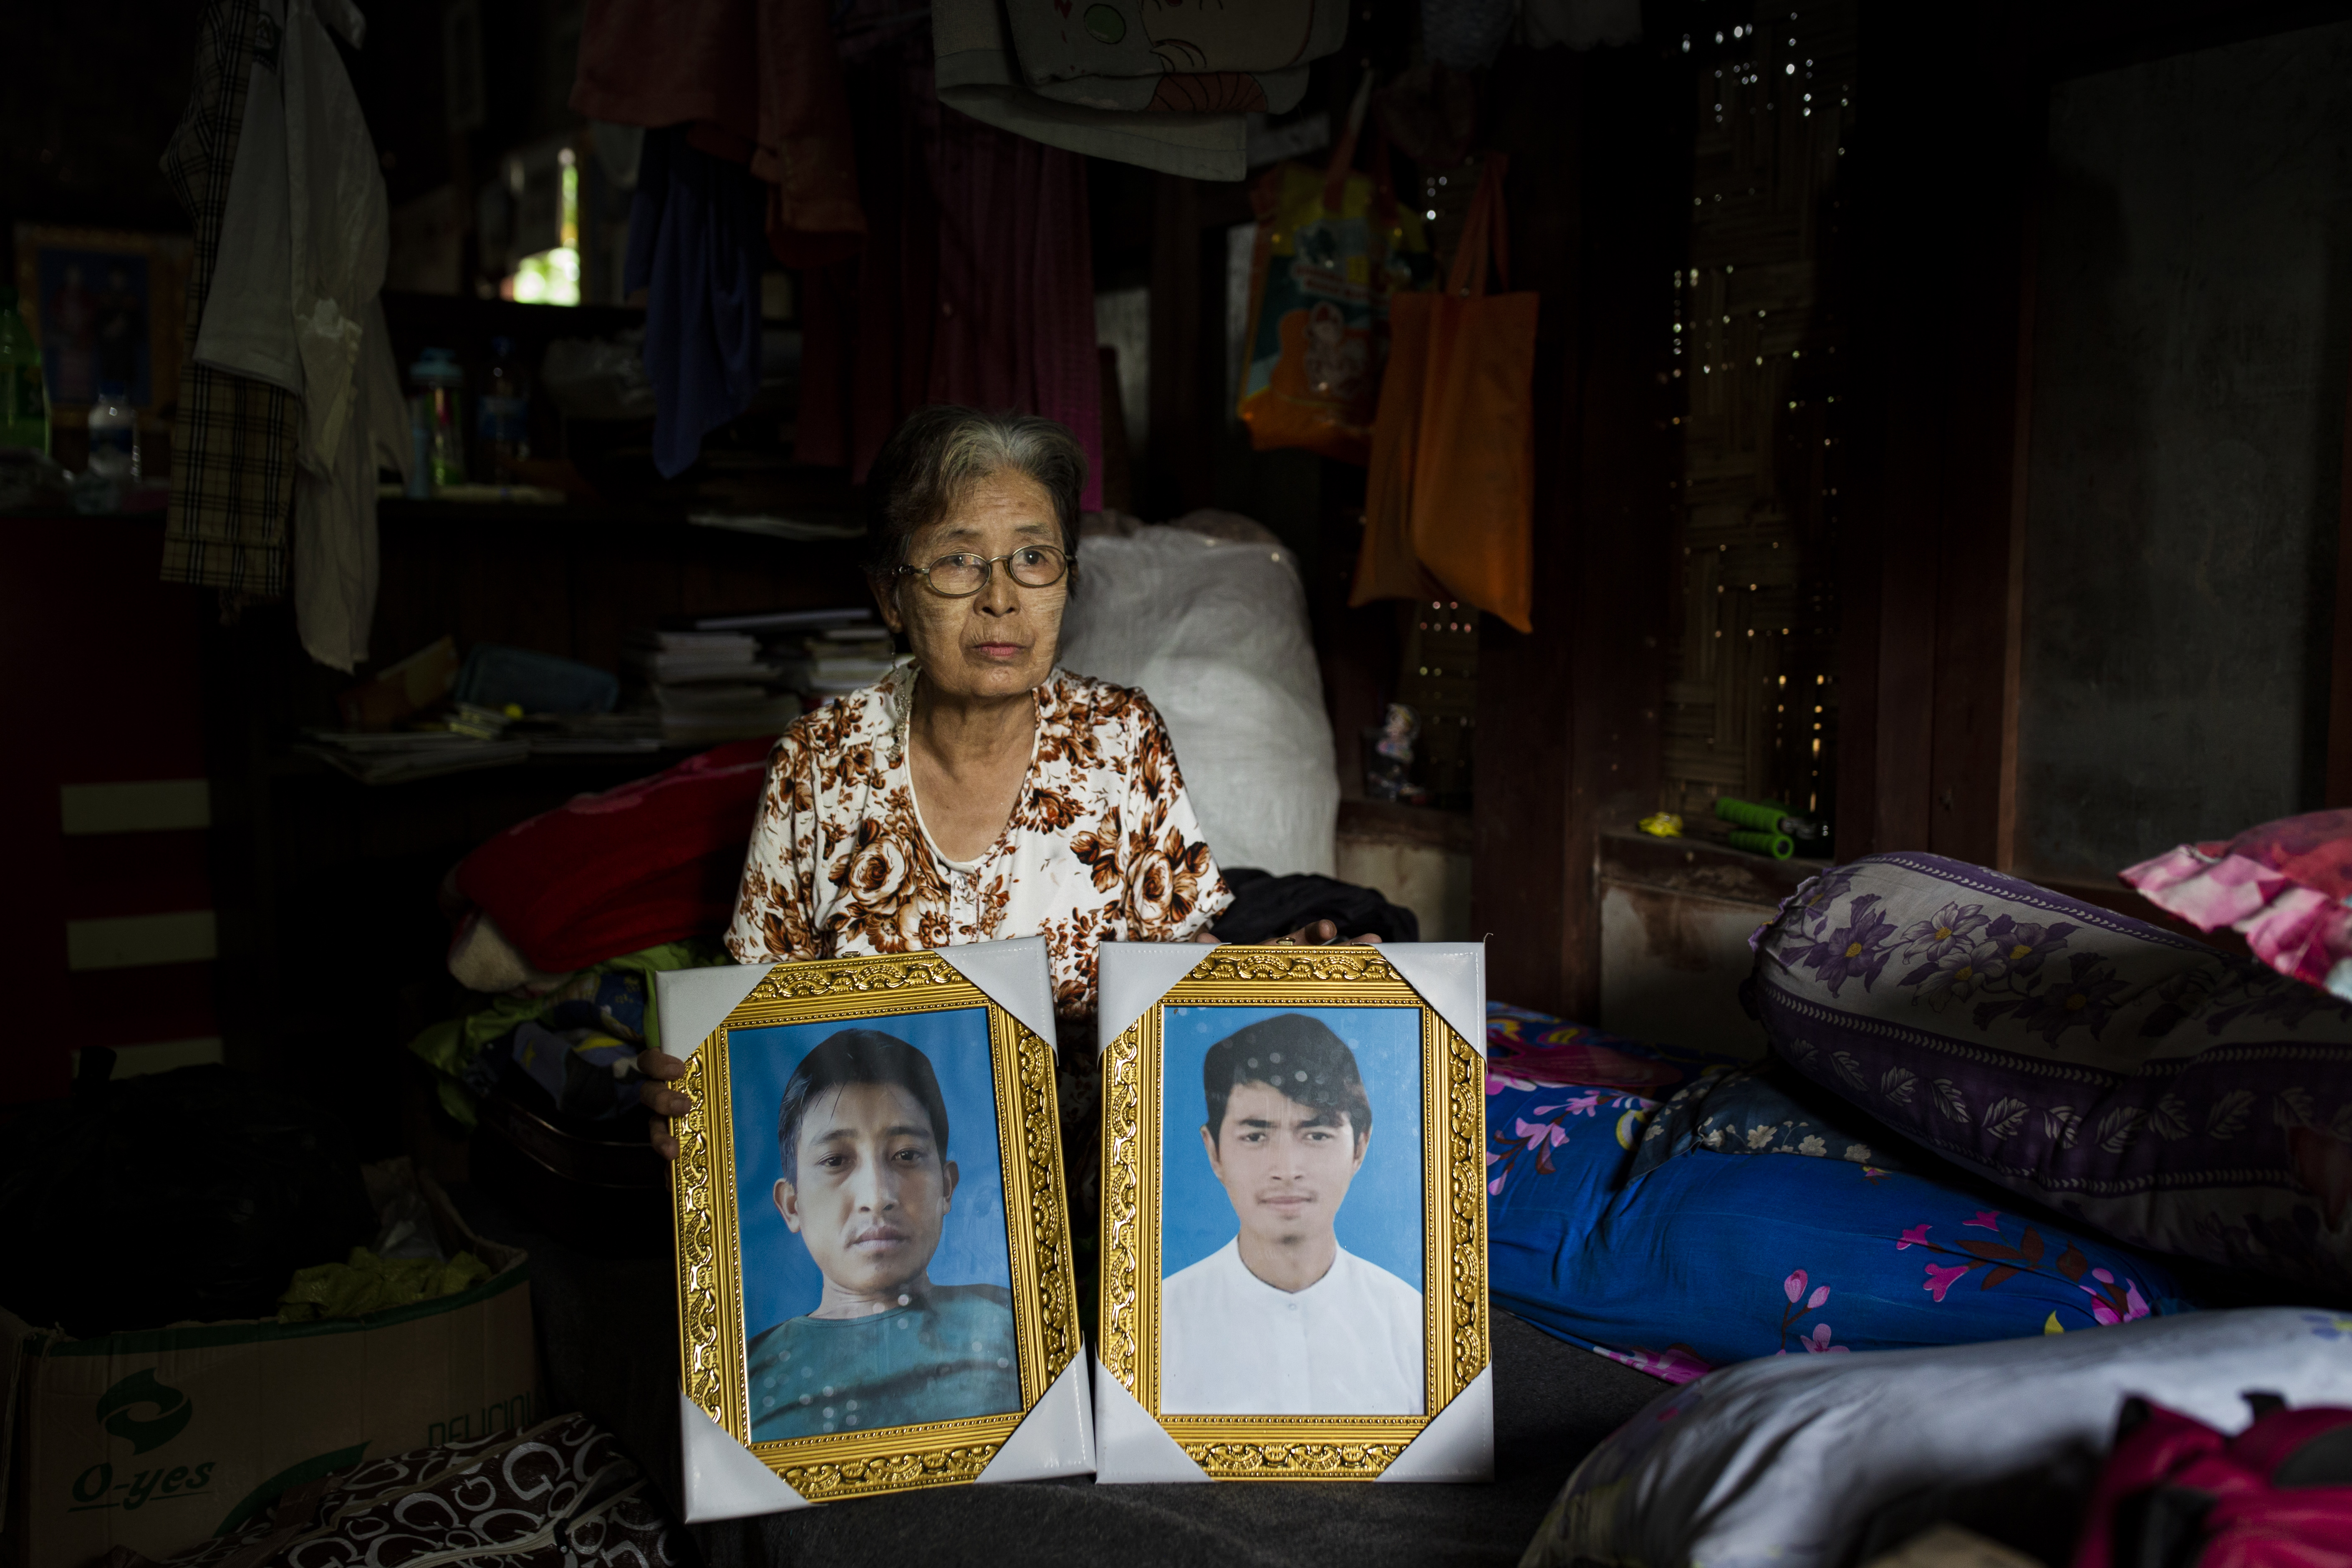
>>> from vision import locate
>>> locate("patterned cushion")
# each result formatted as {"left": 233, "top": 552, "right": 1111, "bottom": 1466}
{"left": 1485, "top": 1004, "right": 2190, "bottom": 1384}
{"left": 1749, "top": 852, "right": 2352, "bottom": 1291}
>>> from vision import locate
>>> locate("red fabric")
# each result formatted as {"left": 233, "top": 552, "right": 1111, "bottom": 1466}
{"left": 2071, "top": 1399, "right": 2352, "bottom": 1568}
{"left": 570, "top": 0, "right": 864, "bottom": 267}
{"left": 454, "top": 740, "right": 774, "bottom": 975}
{"left": 797, "top": 25, "right": 1100, "bottom": 501}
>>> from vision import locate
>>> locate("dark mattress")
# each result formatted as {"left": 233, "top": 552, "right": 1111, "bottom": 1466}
{"left": 457, "top": 1187, "right": 1666, "bottom": 1567}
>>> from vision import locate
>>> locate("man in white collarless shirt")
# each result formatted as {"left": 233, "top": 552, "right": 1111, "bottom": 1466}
{"left": 1160, "top": 1014, "right": 1425, "bottom": 1415}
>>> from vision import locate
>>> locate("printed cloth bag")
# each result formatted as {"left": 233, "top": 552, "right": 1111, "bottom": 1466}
{"left": 1749, "top": 852, "right": 2352, "bottom": 1294}
{"left": 1236, "top": 95, "right": 1433, "bottom": 463}
{"left": 129, "top": 1413, "right": 688, "bottom": 1568}
{"left": 1484, "top": 1005, "right": 2188, "bottom": 1387}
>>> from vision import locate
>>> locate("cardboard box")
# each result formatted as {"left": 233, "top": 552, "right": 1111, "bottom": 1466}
{"left": 2, "top": 1164, "right": 537, "bottom": 1568}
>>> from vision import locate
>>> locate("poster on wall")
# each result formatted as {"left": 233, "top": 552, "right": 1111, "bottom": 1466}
{"left": 11, "top": 225, "right": 191, "bottom": 415}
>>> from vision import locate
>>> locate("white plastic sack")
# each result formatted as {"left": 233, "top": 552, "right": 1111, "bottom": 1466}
{"left": 1059, "top": 513, "right": 1338, "bottom": 877}
{"left": 1525, "top": 1307, "right": 2352, "bottom": 1568}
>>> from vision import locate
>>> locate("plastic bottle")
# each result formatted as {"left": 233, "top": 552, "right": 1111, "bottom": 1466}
{"left": 476, "top": 335, "right": 530, "bottom": 477}
{"left": 87, "top": 382, "right": 139, "bottom": 481}
{"left": 0, "top": 285, "right": 49, "bottom": 453}
{"left": 408, "top": 347, "right": 466, "bottom": 493}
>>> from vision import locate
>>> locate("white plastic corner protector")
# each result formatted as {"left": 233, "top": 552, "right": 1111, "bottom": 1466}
{"left": 662, "top": 941, "right": 1095, "bottom": 1516}
{"left": 1378, "top": 1367, "right": 1494, "bottom": 1482}
{"left": 936, "top": 934, "right": 1060, "bottom": 1054}
{"left": 679, "top": 1393, "right": 812, "bottom": 1519}
{"left": 1380, "top": 942, "right": 1488, "bottom": 1058}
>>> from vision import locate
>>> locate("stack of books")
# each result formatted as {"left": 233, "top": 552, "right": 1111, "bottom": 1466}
{"left": 773, "top": 623, "right": 900, "bottom": 703}
{"left": 621, "top": 609, "right": 888, "bottom": 745}
{"left": 622, "top": 630, "right": 795, "bottom": 746}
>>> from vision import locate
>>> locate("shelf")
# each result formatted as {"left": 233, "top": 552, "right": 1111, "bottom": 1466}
{"left": 1337, "top": 797, "right": 1475, "bottom": 854}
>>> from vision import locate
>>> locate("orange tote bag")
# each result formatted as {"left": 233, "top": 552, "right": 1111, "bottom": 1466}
{"left": 1350, "top": 288, "right": 1446, "bottom": 606}
{"left": 1407, "top": 155, "right": 1540, "bottom": 632}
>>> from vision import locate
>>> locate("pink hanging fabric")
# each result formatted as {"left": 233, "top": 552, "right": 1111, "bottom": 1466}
{"left": 2123, "top": 807, "right": 2352, "bottom": 996}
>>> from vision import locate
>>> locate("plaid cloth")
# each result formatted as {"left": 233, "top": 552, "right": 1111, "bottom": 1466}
{"left": 160, "top": 0, "right": 297, "bottom": 597}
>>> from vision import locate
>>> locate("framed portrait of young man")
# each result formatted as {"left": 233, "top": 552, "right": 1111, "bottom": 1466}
{"left": 657, "top": 937, "right": 1092, "bottom": 1514}
{"left": 1091, "top": 941, "right": 1494, "bottom": 1483}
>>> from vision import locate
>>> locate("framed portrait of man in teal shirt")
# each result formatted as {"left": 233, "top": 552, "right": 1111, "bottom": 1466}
{"left": 666, "top": 946, "right": 1084, "bottom": 1505}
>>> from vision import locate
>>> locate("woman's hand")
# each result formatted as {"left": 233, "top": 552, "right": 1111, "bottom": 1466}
{"left": 1189, "top": 919, "right": 1382, "bottom": 947}
{"left": 641, "top": 1049, "right": 692, "bottom": 1159}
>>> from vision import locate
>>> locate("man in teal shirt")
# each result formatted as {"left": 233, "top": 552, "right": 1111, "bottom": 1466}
{"left": 746, "top": 1030, "right": 1020, "bottom": 1441}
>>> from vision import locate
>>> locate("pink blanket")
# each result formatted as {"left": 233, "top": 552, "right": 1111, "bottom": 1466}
{"left": 2123, "top": 808, "right": 2352, "bottom": 996}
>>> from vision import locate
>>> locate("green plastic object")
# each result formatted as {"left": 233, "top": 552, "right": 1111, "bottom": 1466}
{"left": 277, "top": 1247, "right": 491, "bottom": 1323}
{"left": 0, "top": 285, "right": 48, "bottom": 454}
{"left": 1714, "top": 796, "right": 1786, "bottom": 832}
{"left": 1728, "top": 828, "right": 1794, "bottom": 860}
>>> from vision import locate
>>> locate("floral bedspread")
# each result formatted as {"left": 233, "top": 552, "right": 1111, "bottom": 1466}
{"left": 1484, "top": 1003, "right": 2188, "bottom": 1385}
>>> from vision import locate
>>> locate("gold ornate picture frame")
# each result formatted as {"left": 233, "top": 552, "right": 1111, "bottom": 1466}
{"left": 1093, "top": 943, "right": 1494, "bottom": 1483}
{"left": 663, "top": 942, "right": 1089, "bottom": 1512}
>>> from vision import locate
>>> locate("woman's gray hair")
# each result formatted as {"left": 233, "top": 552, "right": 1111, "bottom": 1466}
{"left": 863, "top": 405, "right": 1087, "bottom": 577}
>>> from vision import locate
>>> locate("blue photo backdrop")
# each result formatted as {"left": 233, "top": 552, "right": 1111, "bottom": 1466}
{"left": 1158, "top": 1004, "right": 1424, "bottom": 1289}
{"left": 728, "top": 1007, "right": 1012, "bottom": 1340}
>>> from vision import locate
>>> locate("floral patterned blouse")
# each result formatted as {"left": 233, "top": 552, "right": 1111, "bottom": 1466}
{"left": 725, "top": 666, "right": 1232, "bottom": 1020}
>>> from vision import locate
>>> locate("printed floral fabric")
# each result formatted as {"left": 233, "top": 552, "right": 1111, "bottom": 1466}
{"left": 1751, "top": 852, "right": 2352, "bottom": 1293}
{"left": 1483, "top": 1003, "right": 2189, "bottom": 1387}
{"left": 725, "top": 666, "right": 1232, "bottom": 1019}
{"left": 1628, "top": 1060, "right": 1916, "bottom": 1181}
{"left": 2123, "top": 806, "right": 2352, "bottom": 998}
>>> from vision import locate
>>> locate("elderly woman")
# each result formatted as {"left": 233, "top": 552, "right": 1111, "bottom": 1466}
{"left": 644, "top": 405, "right": 1361, "bottom": 1155}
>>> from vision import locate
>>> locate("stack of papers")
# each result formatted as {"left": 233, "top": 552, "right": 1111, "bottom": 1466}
{"left": 620, "top": 619, "right": 870, "bottom": 745}
{"left": 296, "top": 730, "right": 531, "bottom": 785}
{"left": 773, "top": 624, "right": 901, "bottom": 701}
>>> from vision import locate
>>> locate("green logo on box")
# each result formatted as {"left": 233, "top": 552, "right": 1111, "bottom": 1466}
{"left": 96, "top": 1369, "right": 192, "bottom": 1455}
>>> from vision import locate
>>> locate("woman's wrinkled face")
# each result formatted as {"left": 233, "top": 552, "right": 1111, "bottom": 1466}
{"left": 875, "top": 469, "right": 1067, "bottom": 702}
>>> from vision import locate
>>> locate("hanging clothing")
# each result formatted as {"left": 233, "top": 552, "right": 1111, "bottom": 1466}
{"left": 798, "top": 21, "right": 1102, "bottom": 502}
{"left": 160, "top": 0, "right": 300, "bottom": 599}
{"left": 189, "top": 0, "right": 398, "bottom": 669}
{"left": 624, "top": 128, "right": 769, "bottom": 480}
{"left": 571, "top": 0, "right": 864, "bottom": 268}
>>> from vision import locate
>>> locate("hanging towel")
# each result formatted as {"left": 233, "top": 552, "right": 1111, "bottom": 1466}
{"left": 571, "top": 0, "right": 864, "bottom": 267}
{"left": 626, "top": 128, "right": 769, "bottom": 480}
{"left": 161, "top": 0, "right": 300, "bottom": 598}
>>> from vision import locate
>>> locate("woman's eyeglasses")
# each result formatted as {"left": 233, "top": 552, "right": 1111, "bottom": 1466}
{"left": 897, "top": 545, "right": 1068, "bottom": 597}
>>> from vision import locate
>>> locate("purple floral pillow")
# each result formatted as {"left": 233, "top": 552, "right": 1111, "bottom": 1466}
{"left": 1749, "top": 853, "right": 2352, "bottom": 1292}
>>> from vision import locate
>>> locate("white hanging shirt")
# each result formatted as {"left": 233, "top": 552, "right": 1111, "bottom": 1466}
{"left": 192, "top": 0, "right": 398, "bottom": 671}
{"left": 1159, "top": 1240, "right": 1425, "bottom": 1416}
